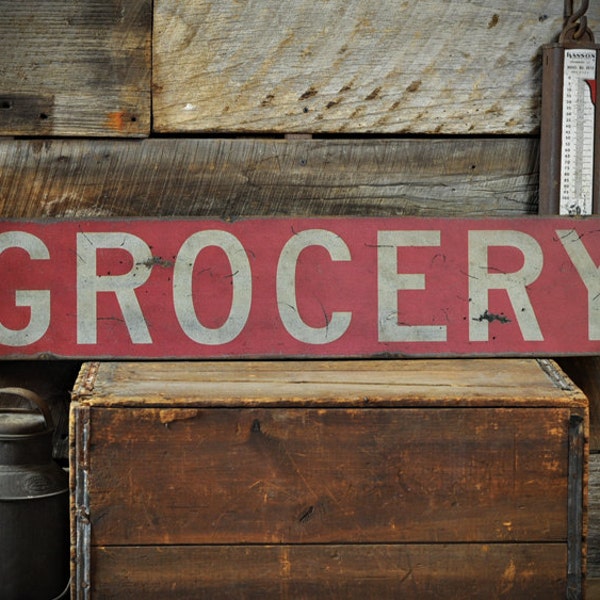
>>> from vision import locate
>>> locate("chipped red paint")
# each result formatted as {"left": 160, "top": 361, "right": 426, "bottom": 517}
{"left": 0, "top": 217, "right": 598, "bottom": 358}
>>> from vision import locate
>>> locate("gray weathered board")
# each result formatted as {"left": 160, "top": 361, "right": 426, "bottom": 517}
{"left": 3, "top": 1, "right": 600, "bottom": 136}
{"left": 0, "top": 0, "right": 150, "bottom": 137}
{"left": 153, "top": 0, "right": 600, "bottom": 134}
{"left": 588, "top": 453, "right": 600, "bottom": 578}
{"left": 0, "top": 138, "right": 538, "bottom": 218}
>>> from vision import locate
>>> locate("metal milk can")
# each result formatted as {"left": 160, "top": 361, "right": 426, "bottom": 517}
{"left": 0, "top": 387, "right": 70, "bottom": 599}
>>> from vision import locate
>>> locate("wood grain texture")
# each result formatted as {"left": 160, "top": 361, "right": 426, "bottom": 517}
{"left": 91, "top": 544, "right": 568, "bottom": 599}
{"left": 0, "top": 0, "right": 150, "bottom": 137}
{"left": 73, "top": 359, "right": 587, "bottom": 409}
{"left": 560, "top": 357, "right": 600, "bottom": 452}
{"left": 0, "top": 137, "right": 538, "bottom": 218}
{"left": 589, "top": 453, "right": 600, "bottom": 578}
{"left": 84, "top": 405, "right": 570, "bottom": 546}
{"left": 588, "top": 579, "right": 600, "bottom": 598}
{"left": 153, "top": 0, "right": 600, "bottom": 134}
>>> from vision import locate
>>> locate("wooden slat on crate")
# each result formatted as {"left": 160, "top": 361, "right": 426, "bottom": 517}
{"left": 0, "top": 1, "right": 150, "bottom": 137}
{"left": 90, "top": 544, "right": 567, "bottom": 599}
{"left": 77, "top": 360, "right": 581, "bottom": 408}
{"left": 153, "top": 0, "right": 600, "bottom": 134}
{"left": 0, "top": 138, "right": 538, "bottom": 218}
{"left": 86, "top": 405, "right": 570, "bottom": 545}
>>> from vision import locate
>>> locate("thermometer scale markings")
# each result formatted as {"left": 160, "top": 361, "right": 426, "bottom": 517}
{"left": 560, "top": 49, "right": 596, "bottom": 215}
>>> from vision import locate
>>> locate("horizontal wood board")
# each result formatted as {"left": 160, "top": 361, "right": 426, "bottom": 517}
{"left": 90, "top": 544, "right": 567, "bottom": 599}
{"left": 590, "top": 453, "right": 600, "bottom": 578}
{"left": 81, "top": 405, "right": 571, "bottom": 546}
{"left": 0, "top": 0, "right": 150, "bottom": 137}
{"left": 153, "top": 0, "right": 600, "bottom": 134}
{"left": 73, "top": 359, "right": 586, "bottom": 409}
{"left": 0, "top": 138, "right": 538, "bottom": 219}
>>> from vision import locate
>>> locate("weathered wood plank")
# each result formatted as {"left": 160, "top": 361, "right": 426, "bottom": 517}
{"left": 560, "top": 358, "right": 600, "bottom": 452}
{"left": 0, "top": 1, "right": 150, "bottom": 137}
{"left": 91, "top": 544, "right": 568, "bottom": 599}
{"left": 589, "top": 453, "right": 600, "bottom": 578}
{"left": 584, "top": 578, "right": 600, "bottom": 600}
{"left": 85, "top": 405, "right": 569, "bottom": 545}
{"left": 0, "top": 138, "right": 538, "bottom": 218}
{"left": 589, "top": 579, "right": 600, "bottom": 597}
{"left": 77, "top": 360, "right": 585, "bottom": 409}
{"left": 153, "top": 0, "right": 599, "bottom": 134}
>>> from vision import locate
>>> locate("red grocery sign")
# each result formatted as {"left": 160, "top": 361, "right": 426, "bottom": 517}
{"left": 0, "top": 217, "right": 598, "bottom": 358}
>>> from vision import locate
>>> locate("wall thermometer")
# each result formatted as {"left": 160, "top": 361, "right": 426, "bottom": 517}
{"left": 539, "top": 2, "right": 599, "bottom": 215}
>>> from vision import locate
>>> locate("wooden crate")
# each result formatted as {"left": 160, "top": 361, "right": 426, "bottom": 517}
{"left": 70, "top": 359, "right": 588, "bottom": 599}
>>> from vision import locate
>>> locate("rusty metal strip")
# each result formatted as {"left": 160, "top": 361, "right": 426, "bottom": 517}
{"left": 72, "top": 404, "right": 91, "bottom": 599}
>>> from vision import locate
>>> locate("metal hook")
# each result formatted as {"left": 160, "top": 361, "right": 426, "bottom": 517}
{"left": 561, "top": 0, "right": 594, "bottom": 43}
{"left": 567, "top": 0, "right": 590, "bottom": 22}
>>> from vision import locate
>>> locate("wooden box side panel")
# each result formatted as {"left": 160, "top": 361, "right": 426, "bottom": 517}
{"left": 86, "top": 406, "right": 570, "bottom": 546}
{"left": 91, "top": 544, "right": 568, "bottom": 599}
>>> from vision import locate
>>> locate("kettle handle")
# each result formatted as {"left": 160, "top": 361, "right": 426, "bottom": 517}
{"left": 0, "top": 387, "right": 54, "bottom": 430}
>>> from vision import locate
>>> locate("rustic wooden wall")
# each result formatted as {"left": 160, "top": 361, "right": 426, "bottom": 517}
{"left": 0, "top": 138, "right": 539, "bottom": 218}
{"left": 1, "top": 0, "right": 599, "bottom": 587}
{"left": 0, "top": 1, "right": 150, "bottom": 137}
{"left": 152, "top": 1, "right": 569, "bottom": 135}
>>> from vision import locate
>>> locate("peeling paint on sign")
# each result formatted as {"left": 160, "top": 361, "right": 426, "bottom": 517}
{"left": 0, "top": 217, "right": 598, "bottom": 358}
